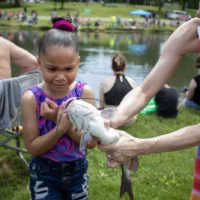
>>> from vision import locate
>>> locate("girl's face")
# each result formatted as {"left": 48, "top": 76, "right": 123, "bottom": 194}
{"left": 38, "top": 45, "right": 80, "bottom": 95}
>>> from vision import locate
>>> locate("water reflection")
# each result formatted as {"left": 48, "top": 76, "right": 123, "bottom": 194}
{"left": 0, "top": 29, "right": 198, "bottom": 98}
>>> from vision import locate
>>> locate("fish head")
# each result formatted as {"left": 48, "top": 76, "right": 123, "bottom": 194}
{"left": 64, "top": 98, "right": 98, "bottom": 130}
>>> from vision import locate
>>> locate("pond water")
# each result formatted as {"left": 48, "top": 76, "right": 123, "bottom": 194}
{"left": 4, "top": 29, "right": 199, "bottom": 99}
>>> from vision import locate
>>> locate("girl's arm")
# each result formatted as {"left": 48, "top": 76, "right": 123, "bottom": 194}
{"left": 21, "top": 90, "right": 69, "bottom": 156}
{"left": 10, "top": 39, "right": 38, "bottom": 71}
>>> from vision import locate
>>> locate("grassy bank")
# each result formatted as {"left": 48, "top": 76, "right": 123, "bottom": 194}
{"left": 0, "top": 106, "right": 199, "bottom": 199}
{"left": 0, "top": 2, "right": 196, "bottom": 32}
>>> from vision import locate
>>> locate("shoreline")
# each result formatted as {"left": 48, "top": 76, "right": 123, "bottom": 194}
{"left": 0, "top": 22, "right": 176, "bottom": 33}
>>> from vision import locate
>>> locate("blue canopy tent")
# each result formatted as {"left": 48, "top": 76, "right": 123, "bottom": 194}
{"left": 128, "top": 44, "right": 148, "bottom": 55}
{"left": 129, "top": 9, "right": 152, "bottom": 17}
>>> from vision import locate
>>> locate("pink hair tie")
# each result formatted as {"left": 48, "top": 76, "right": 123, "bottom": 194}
{"left": 53, "top": 20, "right": 74, "bottom": 32}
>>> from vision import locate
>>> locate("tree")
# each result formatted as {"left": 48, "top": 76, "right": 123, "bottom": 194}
{"left": 180, "top": 0, "right": 188, "bottom": 10}
{"left": 156, "top": 0, "right": 164, "bottom": 12}
{"left": 60, "top": 0, "right": 64, "bottom": 9}
{"left": 7, "top": 0, "right": 21, "bottom": 6}
{"left": 187, "top": 0, "right": 199, "bottom": 9}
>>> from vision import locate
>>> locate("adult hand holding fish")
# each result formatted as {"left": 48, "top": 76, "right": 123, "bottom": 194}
{"left": 101, "top": 130, "right": 140, "bottom": 168}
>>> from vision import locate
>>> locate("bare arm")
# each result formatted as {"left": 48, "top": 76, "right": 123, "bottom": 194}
{"left": 0, "top": 37, "right": 38, "bottom": 79}
{"left": 99, "top": 124, "right": 200, "bottom": 163}
{"left": 143, "top": 124, "right": 200, "bottom": 154}
{"left": 0, "top": 37, "right": 14, "bottom": 79}
{"left": 39, "top": 85, "right": 97, "bottom": 149}
{"left": 21, "top": 90, "right": 69, "bottom": 156}
{"left": 185, "top": 79, "right": 197, "bottom": 99}
{"left": 81, "top": 85, "right": 96, "bottom": 106}
{"left": 112, "top": 17, "right": 200, "bottom": 128}
{"left": 10, "top": 41, "right": 38, "bottom": 72}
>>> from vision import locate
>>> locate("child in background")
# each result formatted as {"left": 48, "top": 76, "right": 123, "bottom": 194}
{"left": 21, "top": 16, "right": 97, "bottom": 200}
{"left": 155, "top": 83, "right": 179, "bottom": 118}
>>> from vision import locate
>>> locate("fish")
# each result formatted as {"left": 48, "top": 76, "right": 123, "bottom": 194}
{"left": 59, "top": 98, "right": 139, "bottom": 200}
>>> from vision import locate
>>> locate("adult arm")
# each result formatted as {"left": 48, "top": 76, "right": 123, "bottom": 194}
{"left": 111, "top": 17, "right": 200, "bottom": 128}
{"left": 10, "top": 39, "right": 38, "bottom": 73}
{"left": 0, "top": 37, "right": 12, "bottom": 79}
{"left": 100, "top": 124, "right": 200, "bottom": 163}
{"left": 99, "top": 17, "right": 200, "bottom": 166}
{"left": 0, "top": 37, "right": 37, "bottom": 79}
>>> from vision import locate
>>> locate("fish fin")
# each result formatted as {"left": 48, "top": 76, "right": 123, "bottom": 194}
{"left": 120, "top": 163, "right": 134, "bottom": 200}
{"left": 100, "top": 108, "right": 118, "bottom": 120}
{"left": 79, "top": 130, "right": 92, "bottom": 151}
{"left": 128, "top": 156, "right": 139, "bottom": 173}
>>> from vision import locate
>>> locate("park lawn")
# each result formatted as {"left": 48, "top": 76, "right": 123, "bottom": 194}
{"left": 0, "top": 2, "right": 196, "bottom": 18}
{"left": 0, "top": 2, "right": 197, "bottom": 31}
{"left": 0, "top": 106, "right": 199, "bottom": 200}
{"left": 0, "top": 2, "right": 167, "bottom": 18}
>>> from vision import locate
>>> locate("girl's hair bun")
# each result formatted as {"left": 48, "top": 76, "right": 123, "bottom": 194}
{"left": 52, "top": 16, "right": 75, "bottom": 32}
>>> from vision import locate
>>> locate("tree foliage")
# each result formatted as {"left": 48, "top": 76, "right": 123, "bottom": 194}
{"left": 187, "top": 0, "right": 199, "bottom": 9}
{"left": 7, "top": 0, "right": 20, "bottom": 7}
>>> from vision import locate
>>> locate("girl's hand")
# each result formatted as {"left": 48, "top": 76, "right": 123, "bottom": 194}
{"left": 41, "top": 98, "right": 58, "bottom": 122}
{"left": 56, "top": 102, "right": 72, "bottom": 136}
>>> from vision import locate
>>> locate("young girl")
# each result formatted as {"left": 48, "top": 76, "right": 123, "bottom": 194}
{"left": 21, "top": 16, "right": 97, "bottom": 200}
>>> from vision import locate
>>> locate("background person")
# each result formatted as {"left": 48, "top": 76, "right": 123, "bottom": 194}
{"left": 155, "top": 83, "right": 179, "bottom": 118}
{"left": 99, "top": 52, "right": 137, "bottom": 126}
{"left": 0, "top": 36, "right": 37, "bottom": 79}
{"left": 182, "top": 56, "right": 200, "bottom": 108}
{"left": 21, "top": 16, "right": 97, "bottom": 200}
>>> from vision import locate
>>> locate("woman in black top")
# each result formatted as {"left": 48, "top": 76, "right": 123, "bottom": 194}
{"left": 99, "top": 52, "right": 137, "bottom": 126}
{"left": 184, "top": 56, "right": 200, "bottom": 108}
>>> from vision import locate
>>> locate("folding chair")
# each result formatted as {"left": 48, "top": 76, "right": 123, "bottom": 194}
{"left": 0, "top": 69, "right": 43, "bottom": 167}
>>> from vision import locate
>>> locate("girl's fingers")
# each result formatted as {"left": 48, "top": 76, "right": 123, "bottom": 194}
{"left": 45, "top": 98, "right": 57, "bottom": 108}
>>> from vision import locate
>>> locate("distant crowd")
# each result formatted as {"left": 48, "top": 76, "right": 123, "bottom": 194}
{"left": 0, "top": 7, "right": 38, "bottom": 25}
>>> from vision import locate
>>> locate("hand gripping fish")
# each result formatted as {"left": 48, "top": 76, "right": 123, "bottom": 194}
{"left": 61, "top": 98, "right": 139, "bottom": 200}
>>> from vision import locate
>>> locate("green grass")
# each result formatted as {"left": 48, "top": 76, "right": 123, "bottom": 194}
{"left": 0, "top": 2, "right": 197, "bottom": 32}
{"left": 0, "top": 106, "right": 199, "bottom": 199}
{"left": 0, "top": 2, "right": 194, "bottom": 18}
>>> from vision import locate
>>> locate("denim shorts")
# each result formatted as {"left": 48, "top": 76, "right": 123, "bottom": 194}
{"left": 29, "top": 156, "right": 88, "bottom": 200}
{"left": 185, "top": 99, "right": 200, "bottom": 109}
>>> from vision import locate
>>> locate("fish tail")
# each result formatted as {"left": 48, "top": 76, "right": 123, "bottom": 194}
{"left": 120, "top": 164, "right": 134, "bottom": 200}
